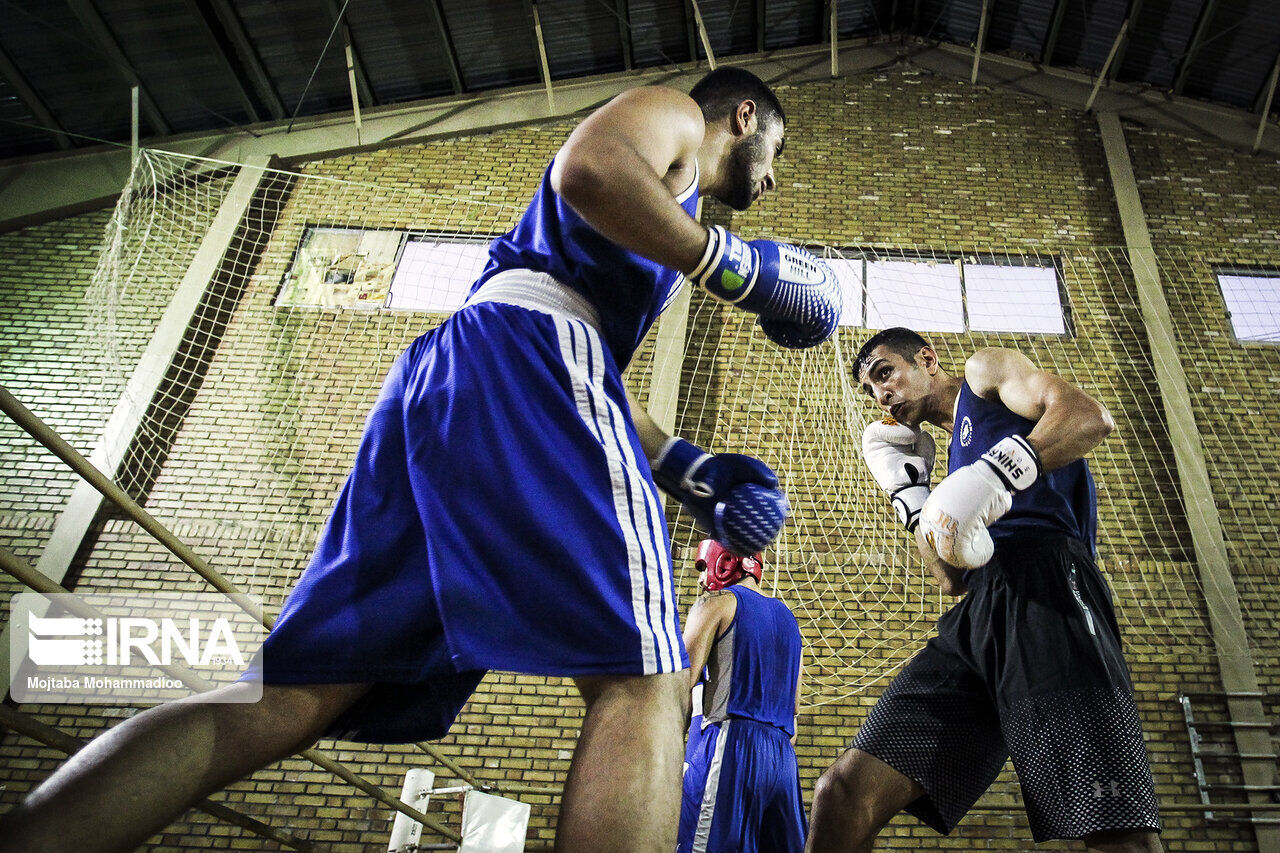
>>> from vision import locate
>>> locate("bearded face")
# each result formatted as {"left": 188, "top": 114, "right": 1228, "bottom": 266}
{"left": 718, "top": 117, "right": 783, "bottom": 211}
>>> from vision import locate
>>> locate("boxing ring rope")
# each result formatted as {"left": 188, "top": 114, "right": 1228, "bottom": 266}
{"left": 0, "top": 384, "right": 475, "bottom": 843}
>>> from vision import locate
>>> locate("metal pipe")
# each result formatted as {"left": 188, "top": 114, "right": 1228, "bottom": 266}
{"left": 416, "top": 741, "right": 485, "bottom": 788}
{"left": 131, "top": 86, "right": 139, "bottom": 166}
{"left": 688, "top": 0, "right": 717, "bottom": 69}
{"left": 530, "top": 1, "right": 555, "bottom": 112}
{"left": 0, "top": 385, "right": 268, "bottom": 627}
{"left": 0, "top": 545, "right": 219, "bottom": 689}
{"left": 1181, "top": 690, "right": 1275, "bottom": 699}
{"left": 830, "top": 0, "right": 839, "bottom": 77}
{"left": 301, "top": 748, "right": 462, "bottom": 842}
{"left": 0, "top": 705, "right": 316, "bottom": 851}
{"left": 0, "top": 548, "right": 460, "bottom": 842}
{"left": 345, "top": 42, "right": 363, "bottom": 144}
{"left": 1254, "top": 55, "right": 1279, "bottom": 154}
{"left": 970, "top": 0, "right": 990, "bottom": 84}
{"left": 1085, "top": 17, "right": 1130, "bottom": 112}
{"left": 0, "top": 402, "right": 472, "bottom": 842}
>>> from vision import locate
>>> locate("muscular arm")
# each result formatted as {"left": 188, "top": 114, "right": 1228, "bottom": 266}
{"left": 964, "top": 347, "right": 1115, "bottom": 471}
{"left": 627, "top": 387, "right": 671, "bottom": 463}
{"left": 551, "top": 86, "right": 710, "bottom": 274}
{"left": 682, "top": 592, "right": 736, "bottom": 694}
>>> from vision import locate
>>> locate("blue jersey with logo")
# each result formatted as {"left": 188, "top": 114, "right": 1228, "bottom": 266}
{"left": 700, "top": 586, "right": 802, "bottom": 737}
{"left": 475, "top": 158, "right": 700, "bottom": 369}
{"left": 949, "top": 381, "right": 1097, "bottom": 551}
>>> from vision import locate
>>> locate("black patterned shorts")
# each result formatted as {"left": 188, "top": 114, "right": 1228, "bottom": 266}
{"left": 852, "top": 534, "right": 1162, "bottom": 842}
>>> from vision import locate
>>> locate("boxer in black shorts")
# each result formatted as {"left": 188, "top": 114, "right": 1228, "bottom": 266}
{"left": 806, "top": 327, "right": 1162, "bottom": 853}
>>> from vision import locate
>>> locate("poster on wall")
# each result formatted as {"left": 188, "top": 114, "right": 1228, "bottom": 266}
{"left": 277, "top": 226, "right": 406, "bottom": 308}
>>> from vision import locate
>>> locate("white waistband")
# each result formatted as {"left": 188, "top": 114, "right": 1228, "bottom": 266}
{"left": 463, "top": 269, "right": 602, "bottom": 331}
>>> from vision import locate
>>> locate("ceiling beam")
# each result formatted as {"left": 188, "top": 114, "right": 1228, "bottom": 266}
{"left": 0, "top": 45, "right": 74, "bottom": 150}
{"left": 1172, "top": 0, "right": 1220, "bottom": 96}
{"left": 688, "top": 0, "right": 717, "bottom": 69}
{"left": 1085, "top": 16, "right": 1130, "bottom": 111}
{"left": 521, "top": 0, "right": 555, "bottom": 111}
{"left": 1105, "top": 0, "right": 1144, "bottom": 83}
{"left": 207, "top": 0, "right": 286, "bottom": 120}
{"left": 64, "top": 0, "right": 172, "bottom": 135}
{"left": 1254, "top": 46, "right": 1280, "bottom": 115}
{"left": 320, "top": 0, "right": 376, "bottom": 107}
{"left": 423, "top": 0, "right": 464, "bottom": 95}
{"left": 1254, "top": 51, "right": 1280, "bottom": 153}
{"left": 9, "top": 38, "right": 1280, "bottom": 232}
{"left": 971, "top": 0, "right": 992, "bottom": 84}
{"left": 344, "top": 42, "right": 363, "bottom": 138}
{"left": 182, "top": 0, "right": 263, "bottom": 123}
{"left": 829, "top": 0, "right": 839, "bottom": 77}
{"left": 685, "top": 0, "right": 699, "bottom": 64}
{"left": 616, "top": 0, "right": 634, "bottom": 71}
{"left": 1041, "top": 0, "right": 1069, "bottom": 65}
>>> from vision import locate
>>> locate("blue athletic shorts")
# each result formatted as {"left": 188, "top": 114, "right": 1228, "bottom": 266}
{"left": 253, "top": 285, "right": 687, "bottom": 742}
{"left": 678, "top": 718, "right": 807, "bottom": 853}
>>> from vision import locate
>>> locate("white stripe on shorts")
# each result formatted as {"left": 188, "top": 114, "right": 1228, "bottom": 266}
{"left": 553, "top": 315, "right": 680, "bottom": 674}
{"left": 692, "top": 720, "right": 732, "bottom": 853}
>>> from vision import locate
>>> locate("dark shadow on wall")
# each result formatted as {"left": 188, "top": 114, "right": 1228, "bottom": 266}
{"left": 97, "top": 169, "right": 297, "bottom": 525}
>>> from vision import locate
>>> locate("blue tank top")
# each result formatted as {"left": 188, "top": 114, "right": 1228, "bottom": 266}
{"left": 474, "top": 157, "right": 701, "bottom": 369}
{"left": 949, "top": 381, "right": 1097, "bottom": 551}
{"left": 700, "top": 586, "right": 802, "bottom": 736}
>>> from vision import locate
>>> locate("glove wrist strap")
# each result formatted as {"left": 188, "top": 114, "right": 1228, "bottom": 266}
{"left": 652, "top": 437, "right": 714, "bottom": 498}
{"left": 891, "top": 484, "right": 930, "bottom": 532}
{"left": 691, "top": 225, "right": 760, "bottom": 305}
{"left": 980, "top": 435, "right": 1041, "bottom": 492}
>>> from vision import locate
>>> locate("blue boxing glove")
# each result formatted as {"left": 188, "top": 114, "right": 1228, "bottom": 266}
{"left": 689, "top": 225, "right": 842, "bottom": 349}
{"left": 651, "top": 437, "right": 790, "bottom": 555}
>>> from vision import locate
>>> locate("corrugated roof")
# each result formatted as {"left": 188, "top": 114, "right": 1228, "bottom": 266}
{"left": 0, "top": 0, "right": 1276, "bottom": 161}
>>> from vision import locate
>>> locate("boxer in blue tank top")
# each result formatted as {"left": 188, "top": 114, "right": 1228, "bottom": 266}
{"left": 0, "top": 70, "right": 844, "bottom": 853}
{"left": 806, "top": 328, "right": 1163, "bottom": 853}
{"left": 678, "top": 540, "right": 807, "bottom": 853}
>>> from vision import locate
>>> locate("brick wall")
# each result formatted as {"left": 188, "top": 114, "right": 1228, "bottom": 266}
{"left": 0, "top": 174, "right": 231, "bottom": 603}
{"left": 2, "top": 69, "right": 1277, "bottom": 851}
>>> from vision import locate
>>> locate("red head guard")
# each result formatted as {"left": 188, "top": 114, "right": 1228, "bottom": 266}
{"left": 695, "top": 539, "right": 764, "bottom": 592}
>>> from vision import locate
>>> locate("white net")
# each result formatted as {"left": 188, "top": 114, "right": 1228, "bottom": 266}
{"left": 74, "top": 149, "right": 1270, "bottom": 714}
{"left": 669, "top": 243, "right": 1229, "bottom": 707}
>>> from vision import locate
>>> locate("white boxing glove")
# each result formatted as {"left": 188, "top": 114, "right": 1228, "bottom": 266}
{"left": 861, "top": 418, "right": 936, "bottom": 532}
{"left": 921, "top": 434, "right": 1041, "bottom": 569}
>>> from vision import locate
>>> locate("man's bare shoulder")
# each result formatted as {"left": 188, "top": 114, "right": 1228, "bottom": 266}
{"left": 691, "top": 589, "right": 736, "bottom": 609}
{"left": 964, "top": 347, "right": 1036, "bottom": 398}
{"left": 606, "top": 85, "right": 704, "bottom": 123}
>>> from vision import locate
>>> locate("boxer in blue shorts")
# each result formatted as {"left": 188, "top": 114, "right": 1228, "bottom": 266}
{"left": 678, "top": 540, "right": 807, "bottom": 853}
{"left": 1, "top": 68, "right": 842, "bottom": 853}
{"left": 806, "top": 328, "right": 1163, "bottom": 853}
